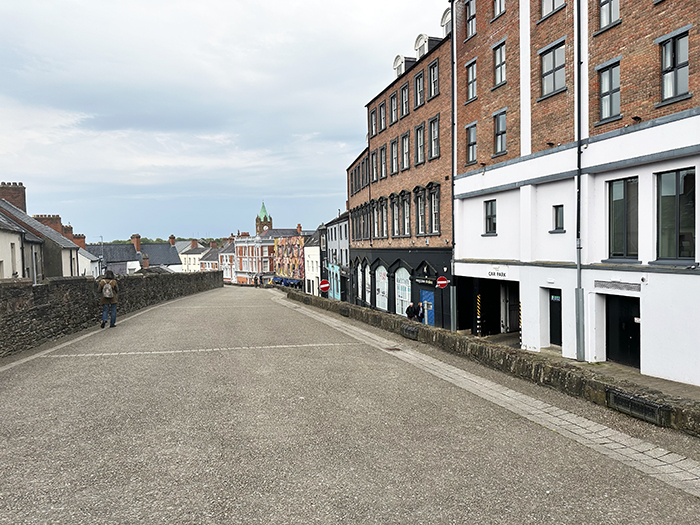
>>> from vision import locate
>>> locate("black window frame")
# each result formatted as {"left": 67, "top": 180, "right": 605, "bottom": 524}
{"left": 428, "top": 183, "right": 441, "bottom": 235}
{"left": 370, "top": 109, "right": 377, "bottom": 137}
{"left": 493, "top": 111, "right": 506, "bottom": 156}
{"left": 371, "top": 150, "right": 378, "bottom": 182}
{"left": 428, "top": 115, "right": 440, "bottom": 160}
{"left": 428, "top": 59, "right": 440, "bottom": 99}
{"left": 599, "top": 62, "right": 621, "bottom": 121}
{"left": 389, "top": 92, "right": 398, "bottom": 124}
{"left": 400, "top": 132, "right": 411, "bottom": 171}
{"left": 494, "top": 42, "right": 506, "bottom": 87}
{"left": 494, "top": 0, "right": 505, "bottom": 18}
{"left": 608, "top": 177, "right": 638, "bottom": 259}
{"left": 657, "top": 168, "right": 695, "bottom": 260}
{"left": 378, "top": 102, "right": 387, "bottom": 132}
{"left": 400, "top": 83, "right": 410, "bottom": 118}
{"left": 379, "top": 145, "right": 387, "bottom": 179}
{"left": 599, "top": 0, "right": 619, "bottom": 31}
{"left": 466, "top": 60, "right": 477, "bottom": 102}
{"left": 484, "top": 199, "right": 497, "bottom": 235}
{"left": 542, "top": 0, "right": 565, "bottom": 18}
{"left": 390, "top": 138, "right": 399, "bottom": 175}
{"left": 552, "top": 204, "right": 565, "bottom": 233}
{"left": 466, "top": 123, "right": 477, "bottom": 165}
{"left": 414, "top": 70, "right": 425, "bottom": 108}
{"left": 660, "top": 32, "right": 690, "bottom": 102}
{"left": 415, "top": 123, "right": 425, "bottom": 166}
{"left": 541, "top": 41, "right": 566, "bottom": 97}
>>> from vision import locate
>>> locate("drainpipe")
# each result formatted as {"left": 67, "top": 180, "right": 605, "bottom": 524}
{"left": 575, "top": 0, "right": 585, "bottom": 361}
{"left": 20, "top": 231, "right": 26, "bottom": 279}
{"left": 450, "top": 0, "right": 457, "bottom": 332}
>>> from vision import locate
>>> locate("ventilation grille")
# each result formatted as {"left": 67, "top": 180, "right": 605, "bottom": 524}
{"left": 594, "top": 280, "right": 641, "bottom": 292}
{"left": 606, "top": 389, "right": 670, "bottom": 426}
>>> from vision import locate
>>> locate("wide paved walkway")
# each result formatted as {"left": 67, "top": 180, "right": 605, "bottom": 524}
{"left": 1, "top": 286, "right": 699, "bottom": 524}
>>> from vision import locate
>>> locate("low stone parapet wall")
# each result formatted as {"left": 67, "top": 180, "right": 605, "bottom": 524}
{"left": 283, "top": 288, "right": 700, "bottom": 437}
{"left": 0, "top": 271, "right": 223, "bottom": 358}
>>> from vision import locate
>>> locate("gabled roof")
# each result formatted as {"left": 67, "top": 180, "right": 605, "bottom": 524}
{"left": 0, "top": 199, "right": 79, "bottom": 249}
{"left": 260, "top": 228, "right": 300, "bottom": 239}
{"left": 200, "top": 247, "right": 221, "bottom": 262}
{"left": 305, "top": 229, "right": 322, "bottom": 247}
{"left": 140, "top": 243, "right": 181, "bottom": 266}
{"left": 0, "top": 212, "right": 42, "bottom": 243}
{"left": 182, "top": 246, "right": 207, "bottom": 255}
{"left": 219, "top": 243, "right": 237, "bottom": 254}
{"left": 325, "top": 210, "right": 349, "bottom": 227}
{"left": 85, "top": 243, "right": 139, "bottom": 263}
{"left": 78, "top": 248, "right": 99, "bottom": 262}
{"left": 174, "top": 240, "right": 203, "bottom": 253}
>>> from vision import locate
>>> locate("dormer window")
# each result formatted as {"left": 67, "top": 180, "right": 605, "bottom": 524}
{"left": 441, "top": 8, "right": 452, "bottom": 36}
{"left": 415, "top": 34, "right": 429, "bottom": 59}
{"left": 394, "top": 55, "right": 406, "bottom": 78}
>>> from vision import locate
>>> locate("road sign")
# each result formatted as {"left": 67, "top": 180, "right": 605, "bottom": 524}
{"left": 319, "top": 279, "right": 330, "bottom": 293}
{"left": 436, "top": 276, "right": 449, "bottom": 289}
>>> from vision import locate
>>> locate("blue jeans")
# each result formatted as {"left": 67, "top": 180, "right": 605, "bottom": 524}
{"left": 102, "top": 304, "right": 117, "bottom": 326}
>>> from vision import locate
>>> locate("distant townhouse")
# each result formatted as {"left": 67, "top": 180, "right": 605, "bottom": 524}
{"left": 303, "top": 228, "right": 324, "bottom": 296}
{"left": 450, "top": 1, "right": 700, "bottom": 386}
{"left": 200, "top": 244, "right": 221, "bottom": 271}
{"left": 322, "top": 211, "right": 350, "bottom": 301}
{"left": 85, "top": 243, "right": 140, "bottom": 275}
{"left": 0, "top": 211, "right": 43, "bottom": 281}
{"left": 181, "top": 240, "right": 209, "bottom": 272}
{"left": 0, "top": 184, "right": 81, "bottom": 279}
{"left": 219, "top": 240, "right": 237, "bottom": 284}
{"left": 273, "top": 224, "right": 313, "bottom": 287}
{"left": 348, "top": 11, "right": 454, "bottom": 327}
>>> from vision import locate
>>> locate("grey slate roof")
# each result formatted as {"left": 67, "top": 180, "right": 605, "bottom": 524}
{"left": 325, "top": 210, "right": 349, "bottom": 227}
{"left": 85, "top": 243, "right": 139, "bottom": 263}
{"left": 305, "top": 229, "right": 321, "bottom": 247}
{"left": 140, "top": 243, "right": 181, "bottom": 266}
{"left": 260, "top": 228, "right": 313, "bottom": 239}
{"left": 0, "top": 212, "right": 42, "bottom": 243}
{"left": 175, "top": 240, "right": 203, "bottom": 253}
{"left": 78, "top": 248, "right": 99, "bottom": 262}
{"left": 200, "top": 247, "right": 221, "bottom": 262}
{"left": 219, "top": 243, "right": 237, "bottom": 254}
{"left": 0, "top": 199, "right": 79, "bottom": 249}
{"left": 182, "top": 246, "right": 207, "bottom": 255}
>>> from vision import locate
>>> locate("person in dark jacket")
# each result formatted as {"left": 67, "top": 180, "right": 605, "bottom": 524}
{"left": 405, "top": 302, "right": 416, "bottom": 320}
{"left": 416, "top": 302, "right": 425, "bottom": 323}
{"left": 98, "top": 270, "right": 119, "bottom": 328}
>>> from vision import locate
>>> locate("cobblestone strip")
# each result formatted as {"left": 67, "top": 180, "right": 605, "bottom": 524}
{"left": 41, "top": 342, "right": 364, "bottom": 358}
{"left": 273, "top": 293, "right": 700, "bottom": 499}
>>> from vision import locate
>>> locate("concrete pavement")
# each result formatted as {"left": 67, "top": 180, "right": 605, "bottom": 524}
{"left": 1, "top": 286, "right": 699, "bottom": 524}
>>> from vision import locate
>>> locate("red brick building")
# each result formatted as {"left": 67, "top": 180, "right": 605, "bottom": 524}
{"left": 348, "top": 13, "right": 454, "bottom": 327}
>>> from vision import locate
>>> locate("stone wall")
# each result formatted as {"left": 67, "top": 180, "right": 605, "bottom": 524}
{"left": 0, "top": 271, "right": 222, "bottom": 357}
{"left": 283, "top": 288, "right": 700, "bottom": 437}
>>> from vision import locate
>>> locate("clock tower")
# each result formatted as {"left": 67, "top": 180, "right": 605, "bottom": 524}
{"left": 255, "top": 202, "right": 272, "bottom": 235}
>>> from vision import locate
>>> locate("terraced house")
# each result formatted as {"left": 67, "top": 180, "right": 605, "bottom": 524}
{"left": 348, "top": 8, "right": 454, "bottom": 328}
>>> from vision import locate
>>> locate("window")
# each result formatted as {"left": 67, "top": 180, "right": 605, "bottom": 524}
{"left": 485, "top": 200, "right": 497, "bottom": 234}
{"left": 609, "top": 178, "right": 638, "bottom": 258}
{"left": 392, "top": 197, "right": 400, "bottom": 236}
{"left": 600, "top": 0, "right": 619, "bottom": 30}
{"left": 401, "top": 83, "right": 410, "bottom": 117}
{"left": 390, "top": 139, "right": 399, "bottom": 174}
{"left": 494, "top": 43, "right": 506, "bottom": 86}
{"left": 553, "top": 205, "right": 564, "bottom": 232}
{"left": 380, "top": 199, "right": 388, "bottom": 237}
{"left": 657, "top": 168, "right": 695, "bottom": 259}
{"left": 429, "top": 186, "right": 440, "bottom": 234}
{"left": 542, "top": 0, "right": 565, "bottom": 18}
{"left": 467, "top": 61, "right": 477, "bottom": 101}
{"left": 395, "top": 267, "right": 411, "bottom": 316}
{"left": 416, "top": 193, "right": 426, "bottom": 234}
{"left": 466, "top": 0, "right": 476, "bottom": 39}
{"left": 415, "top": 71, "right": 425, "bottom": 107}
{"left": 373, "top": 203, "right": 379, "bottom": 238}
{"left": 371, "top": 151, "right": 378, "bottom": 182}
{"left": 415, "top": 124, "right": 425, "bottom": 165}
{"left": 660, "top": 33, "right": 689, "bottom": 101}
{"left": 494, "top": 111, "right": 506, "bottom": 155}
{"left": 428, "top": 60, "right": 439, "bottom": 98}
{"left": 401, "top": 133, "right": 410, "bottom": 170}
{"left": 541, "top": 43, "right": 565, "bottom": 96}
{"left": 390, "top": 92, "right": 398, "bottom": 124}
{"left": 428, "top": 116, "right": 440, "bottom": 159}
{"left": 379, "top": 146, "right": 387, "bottom": 179}
{"left": 494, "top": 0, "right": 505, "bottom": 18}
{"left": 378, "top": 103, "right": 386, "bottom": 131}
{"left": 402, "top": 193, "right": 411, "bottom": 235}
{"left": 599, "top": 63, "right": 620, "bottom": 120}
{"left": 370, "top": 109, "right": 377, "bottom": 136}
{"left": 467, "top": 124, "right": 477, "bottom": 164}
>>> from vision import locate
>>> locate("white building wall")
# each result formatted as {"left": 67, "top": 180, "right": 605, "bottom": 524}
{"left": 0, "top": 231, "right": 22, "bottom": 278}
{"left": 304, "top": 245, "right": 320, "bottom": 296}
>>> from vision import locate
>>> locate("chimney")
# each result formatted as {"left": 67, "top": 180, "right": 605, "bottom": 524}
{"left": 33, "top": 215, "right": 63, "bottom": 234}
{"left": 62, "top": 224, "right": 74, "bottom": 242}
{"left": 190, "top": 239, "right": 198, "bottom": 249}
{"left": 131, "top": 233, "right": 141, "bottom": 252}
{"left": 210, "top": 240, "right": 217, "bottom": 248}
{"left": 142, "top": 253, "right": 149, "bottom": 268}
{"left": 169, "top": 235, "right": 176, "bottom": 246}
{"left": 297, "top": 223, "right": 302, "bottom": 234}
{"left": 0, "top": 182, "right": 27, "bottom": 212}
{"left": 73, "top": 234, "right": 86, "bottom": 249}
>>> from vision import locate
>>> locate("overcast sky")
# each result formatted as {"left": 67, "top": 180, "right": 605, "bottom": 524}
{"left": 0, "top": 0, "right": 450, "bottom": 242}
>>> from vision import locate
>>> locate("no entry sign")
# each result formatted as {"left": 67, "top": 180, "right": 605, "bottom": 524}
{"left": 319, "top": 279, "right": 330, "bottom": 293}
{"left": 436, "top": 276, "right": 449, "bottom": 289}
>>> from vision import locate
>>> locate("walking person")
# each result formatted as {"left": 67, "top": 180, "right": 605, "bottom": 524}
{"left": 98, "top": 270, "right": 119, "bottom": 328}
{"left": 405, "top": 302, "right": 416, "bottom": 320}
{"left": 417, "top": 301, "right": 425, "bottom": 323}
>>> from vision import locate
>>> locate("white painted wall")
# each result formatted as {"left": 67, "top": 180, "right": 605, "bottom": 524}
{"left": 0, "top": 231, "right": 22, "bottom": 278}
{"left": 305, "top": 245, "right": 321, "bottom": 296}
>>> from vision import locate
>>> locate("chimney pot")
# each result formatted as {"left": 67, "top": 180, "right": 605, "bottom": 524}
{"left": 210, "top": 240, "right": 217, "bottom": 248}
{"left": 131, "top": 233, "right": 141, "bottom": 253}
{"left": 0, "top": 182, "right": 27, "bottom": 212}
{"left": 191, "top": 239, "right": 198, "bottom": 249}
{"left": 169, "top": 235, "right": 176, "bottom": 246}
